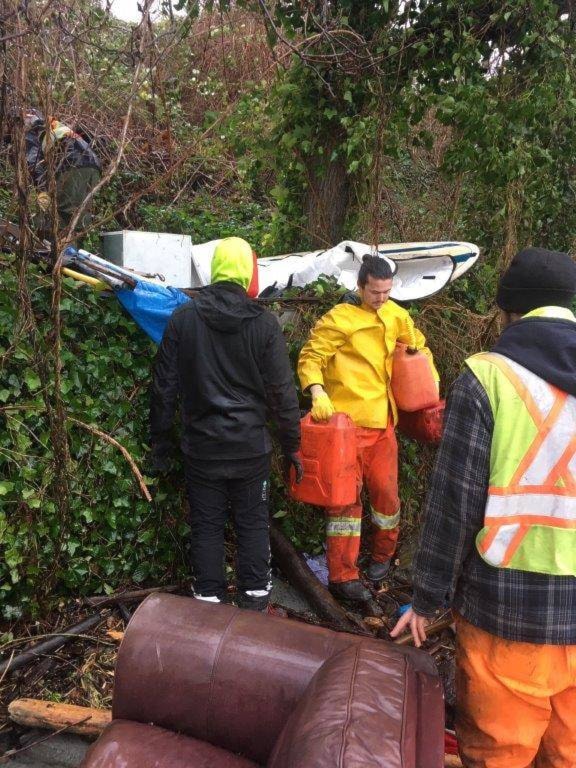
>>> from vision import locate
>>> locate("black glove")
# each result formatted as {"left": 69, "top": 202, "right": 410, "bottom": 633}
{"left": 283, "top": 452, "right": 303, "bottom": 484}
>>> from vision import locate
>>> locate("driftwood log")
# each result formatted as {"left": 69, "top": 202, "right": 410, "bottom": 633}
{"left": 8, "top": 699, "right": 111, "bottom": 738}
{"left": 269, "top": 521, "right": 363, "bottom": 633}
{"left": 8, "top": 698, "right": 460, "bottom": 766}
{"left": 0, "top": 613, "right": 105, "bottom": 676}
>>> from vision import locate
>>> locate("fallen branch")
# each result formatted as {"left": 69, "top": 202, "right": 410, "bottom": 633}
{"left": 84, "top": 584, "right": 178, "bottom": 609}
{"left": 68, "top": 418, "right": 152, "bottom": 502}
{"left": 391, "top": 613, "right": 454, "bottom": 647}
{"left": 7, "top": 699, "right": 110, "bottom": 739}
{"left": 270, "top": 521, "right": 367, "bottom": 634}
{"left": 117, "top": 602, "right": 132, "bottom": 624}
{"left": 0, "top": 613, "right": 105, "bottom": 676}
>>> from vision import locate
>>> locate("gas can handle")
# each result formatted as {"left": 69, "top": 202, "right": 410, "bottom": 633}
{"left": 405, "top": 317, "right": 417, "bottom": 353}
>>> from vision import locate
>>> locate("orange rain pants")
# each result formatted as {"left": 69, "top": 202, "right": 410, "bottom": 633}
{"left": 326, "top": 423, "right": 400, "bottom": 583}
{"left": 455, "top": 615, "right": 576, "bottom": 768}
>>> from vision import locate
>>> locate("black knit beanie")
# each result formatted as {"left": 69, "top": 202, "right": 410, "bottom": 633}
{"left": 496, "top": 247, "right": 576, "bottom": 314}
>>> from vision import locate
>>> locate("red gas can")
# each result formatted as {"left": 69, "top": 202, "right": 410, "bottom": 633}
{"left": 397, "top": 400, "right": 446, "bottom": 444}
{"left": 289, "top": 413, "right": 357, "bottom": 507}
{"left": 391, "top": 343, "right": 440, "bottom": 412}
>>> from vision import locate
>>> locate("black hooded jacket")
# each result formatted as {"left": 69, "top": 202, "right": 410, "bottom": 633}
{"left": 492, "top": 314, "right": 576, "bottom": 395}
{"left": 149, "top": 282, "right": 300, "bottom": 463}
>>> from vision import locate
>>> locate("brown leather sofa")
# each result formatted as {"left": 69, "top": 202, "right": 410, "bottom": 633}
{"left": 80, "top": 594, "right": 444, "bottom": 768}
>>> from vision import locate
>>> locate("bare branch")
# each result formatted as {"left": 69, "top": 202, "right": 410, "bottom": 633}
{"left": 68, "top": 418, "right": 152, "bottom": 503}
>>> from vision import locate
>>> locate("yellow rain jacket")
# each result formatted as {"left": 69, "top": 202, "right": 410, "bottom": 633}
{"left": 298, "top": 299, "right": 437, "bottom": 428}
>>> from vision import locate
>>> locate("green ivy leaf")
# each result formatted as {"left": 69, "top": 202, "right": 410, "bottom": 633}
{"left": 24, "top": 371, "right": 41, "bottom": 391}
{"left": 0, "top": 482, "right": 14, "bottom": 496}
{"left": 132, "top": 563, "right": 149, "bottom": 583}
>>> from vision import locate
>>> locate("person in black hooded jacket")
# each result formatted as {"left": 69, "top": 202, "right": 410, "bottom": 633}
{"left": 149, "top": 237, "right": 301, "bottom": 611}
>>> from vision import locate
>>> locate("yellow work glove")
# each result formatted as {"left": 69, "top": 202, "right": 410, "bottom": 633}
{"left": 37, "top": 191, "right": 51, "bottom": 211}
{"left": 311, "top": 391, "right": 336, "bottom": 422}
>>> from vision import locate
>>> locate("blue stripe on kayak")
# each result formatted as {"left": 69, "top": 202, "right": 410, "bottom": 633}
{"left": 383, "top": 249, "right": 477, "bottom": 263}
{"left": 377, "top": 243, "right": 462, "bottom": 254}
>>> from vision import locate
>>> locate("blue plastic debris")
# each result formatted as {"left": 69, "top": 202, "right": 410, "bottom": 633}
{"left": 116, "top": 280, "right": 191, "bottom": 343}
{"left": 304, "top": 553, "right": 329, "bottom": 586}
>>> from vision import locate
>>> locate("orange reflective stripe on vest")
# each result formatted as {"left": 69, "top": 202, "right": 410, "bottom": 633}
{"left": 483, "top": 354, "right": 576, "bottom": 490}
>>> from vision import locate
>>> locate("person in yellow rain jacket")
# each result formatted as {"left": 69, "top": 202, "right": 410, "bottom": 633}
{"left": 298, "top": 254, "right": 438, "bottom": 604}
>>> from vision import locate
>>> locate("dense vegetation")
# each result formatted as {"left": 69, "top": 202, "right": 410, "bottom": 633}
{"left": 1, "top": 0, "right": 575, "bottom": 618}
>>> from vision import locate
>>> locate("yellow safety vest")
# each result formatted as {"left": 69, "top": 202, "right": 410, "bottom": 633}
{"left": 467, "top": 349, "right": 576, "bottom": 576}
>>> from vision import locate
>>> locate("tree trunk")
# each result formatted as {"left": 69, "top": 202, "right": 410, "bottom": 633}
{"left": 303, "top": 131, "right": 351, "bottom": 248}
{"left": 269, "top": 521, "right": 363, "bottom": 633}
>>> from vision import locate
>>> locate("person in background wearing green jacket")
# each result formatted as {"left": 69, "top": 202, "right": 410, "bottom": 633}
{"left": 22, "top": 109, "right": 101, "bottom": 238}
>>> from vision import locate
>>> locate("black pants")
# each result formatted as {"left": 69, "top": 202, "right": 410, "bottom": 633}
{"left": 184, "top": 459, "right": 271, "bottom": 599}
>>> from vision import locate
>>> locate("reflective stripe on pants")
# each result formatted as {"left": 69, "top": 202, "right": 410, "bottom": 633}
{"left": 326, "top": 517, "right": 362, "bottom": 537}
{"left": 326, "top": 422, "right": 400, "bottom": 583}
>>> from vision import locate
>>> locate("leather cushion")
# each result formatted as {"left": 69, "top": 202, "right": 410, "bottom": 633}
{"left": 268, "top": 643, "right": 418, "bottom": 768}
{"left": 79, "top": 720, "right": 259, "bottom": 768}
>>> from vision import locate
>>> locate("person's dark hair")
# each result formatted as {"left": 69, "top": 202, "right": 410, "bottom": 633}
{"left": 358, "top": 254, "right": 393, "bottom": 287}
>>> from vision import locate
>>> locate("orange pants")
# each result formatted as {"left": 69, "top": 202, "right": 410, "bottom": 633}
{"left": 455, "top": 615, "right": 576, "bottom": 768}
{"left": 326, "top": 424, "right": 399, "bottom": 583}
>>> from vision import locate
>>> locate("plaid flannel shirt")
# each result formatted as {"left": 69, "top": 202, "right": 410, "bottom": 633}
{"left": 412, "top": 369, "right": 576, "bottom": 644}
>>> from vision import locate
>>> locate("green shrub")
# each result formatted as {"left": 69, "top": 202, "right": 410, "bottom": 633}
{"left": 0, "top": 262, "right": 188, "bottom": 618}
{"left": 137, "top": 194, "right": 275, "bottom": 254}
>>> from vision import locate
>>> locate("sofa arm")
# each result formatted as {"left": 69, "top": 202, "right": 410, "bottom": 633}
{"left": 268, "top": 643, "right": 444, "bottom": 768}
{"left": 79, "top": 720, "right": 259, "bottom": 768}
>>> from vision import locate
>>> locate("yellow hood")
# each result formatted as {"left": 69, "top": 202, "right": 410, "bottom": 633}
{"left": 211, "top": 237, "right": 253, "bottom": 290}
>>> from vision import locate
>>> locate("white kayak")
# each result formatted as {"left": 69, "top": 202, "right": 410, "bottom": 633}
{"left": 191, "top": 239, "right": 479, "bottom": 301}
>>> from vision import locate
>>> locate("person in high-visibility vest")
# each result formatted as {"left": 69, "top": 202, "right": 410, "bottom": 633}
{"left": 298, "top": 254, "right": 438, "bottom": 604}
{"left": 391, "top": 247, "right": 576, "bottom": 767}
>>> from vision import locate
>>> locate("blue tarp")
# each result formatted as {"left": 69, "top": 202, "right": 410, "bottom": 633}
{"left": 116, "top": 280, "right": 191, "bottom": 344}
